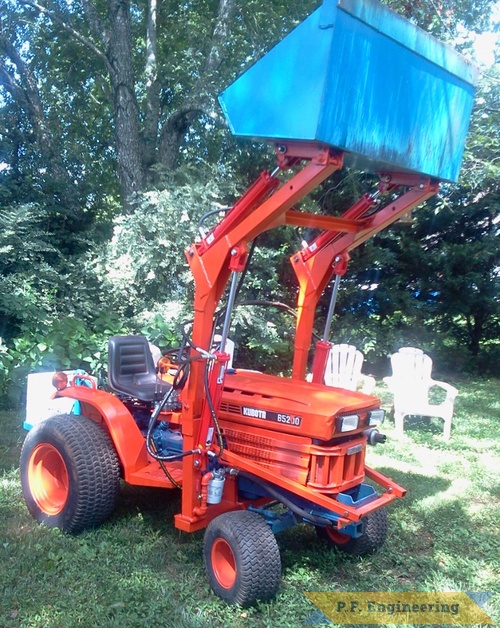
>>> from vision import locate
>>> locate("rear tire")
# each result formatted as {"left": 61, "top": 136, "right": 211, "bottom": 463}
{"left": 204, "top": 510, "right": 281, "bottom": 605}
{"left": 317, "top": 507, "right": 388, "bottom": 556}
{"left": 20, "top": 414, "right": 120, "bottom": 533}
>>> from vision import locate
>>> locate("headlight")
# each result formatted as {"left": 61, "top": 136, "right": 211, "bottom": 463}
{"left": 367, "top": 409, "right": 385, "bottom": 426}
{"left": 336, "top": 414, "right": 359, "bottom": 432}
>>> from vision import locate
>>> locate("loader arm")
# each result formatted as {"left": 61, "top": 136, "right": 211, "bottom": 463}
{"left": 177, "top": 140, "right": 439, "bottom": 529}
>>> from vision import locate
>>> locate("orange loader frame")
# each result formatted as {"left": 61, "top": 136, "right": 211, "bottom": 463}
{"left": 57, "top": 141, "right": 437, "bottom": 535}
{"left": 177, "top": 142, "right": 436, "bottom": 531}
{"left": 52, "top": 141, "right": 439, "bottom": 545}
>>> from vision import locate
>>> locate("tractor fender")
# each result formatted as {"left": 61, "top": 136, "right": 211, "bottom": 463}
{"left": 56, "top": 386, "right": 148, "bottom": 478}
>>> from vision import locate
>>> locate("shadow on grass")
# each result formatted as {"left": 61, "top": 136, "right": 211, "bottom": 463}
{"left": 0, "top": 411, "right": 26, "bottom": 473}
{"left": 2, "top": 465, "right": 498, "bottom": 627}
{"left": 109, "top": 483, "right": 184, "bottom": 534}
{"left": 374, "top": 467, "right": 450, "bottom": 503}
{"left": 276, "top": 467, "right": 459, "bottom": 595}
{"left": 393, "top": 415, "right": 447, "bottom": 438}
{"left": 107, "top": 467, "right": 453, "bottom": 567}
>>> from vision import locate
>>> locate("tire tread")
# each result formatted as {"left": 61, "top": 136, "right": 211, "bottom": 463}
{"left": 20, "top": 414, "right": 120, "bottom": 533}
{"left": 317, "top": 507, "right": 388, "bottom": 556}
{"left": 204, "top": 510, "right": 281, "bottom": 605}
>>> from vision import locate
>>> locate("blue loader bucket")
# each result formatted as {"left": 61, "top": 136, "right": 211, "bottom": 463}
{"left": 219, "top": 0, "right": 478, "bottom": 182}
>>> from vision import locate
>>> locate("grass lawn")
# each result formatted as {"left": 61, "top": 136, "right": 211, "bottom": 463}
{"left": 0, "top": 377, "right": 499, "bottom": 627}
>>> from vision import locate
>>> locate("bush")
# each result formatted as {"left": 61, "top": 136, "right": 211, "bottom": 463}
{"left": 0, "top": 312, "right": 179, "bottom": 409}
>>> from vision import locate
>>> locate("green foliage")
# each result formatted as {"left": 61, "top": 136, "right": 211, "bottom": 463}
{"left": 0, "top": 199, "right": 116, "bottom": 343}
{"left": 463, "top": 82, "right": 500, "bottom": 189}
{"left": 230, "top": 304, "right": 297, "bottom": 374}
{"left": 0, "top": 0, "right": 498, "bottom": 401}
{"left": 0, "top": 314, "right": 119, "bottom": 408}
{"left": 88, "top": 163, "right": 246, "bottom": 320}
{"left": 0, "top": 204, "right": 61, "bottom": 351}
{"left": 0, "top": 376, "right": 499, "bottom": 626}
{"left": 0, "top": 310, "right": 182, "bottom": 410}
{"left": 305, "top": 156, "right": 499, "bottom": 375}
{"left": 382, "top": 0, "right": 493, "bottom": 37}
{"left": 0, "top": 0, "right": 118, "bottom": 201}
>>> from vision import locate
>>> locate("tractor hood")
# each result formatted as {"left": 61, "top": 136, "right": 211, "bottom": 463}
{"left": 220, "top": 370, "right": 379, "bottom": 441}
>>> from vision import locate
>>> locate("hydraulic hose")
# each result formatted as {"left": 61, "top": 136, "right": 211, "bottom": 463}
{"left": 237, "top": 470, "right": 334, "bottom": 528}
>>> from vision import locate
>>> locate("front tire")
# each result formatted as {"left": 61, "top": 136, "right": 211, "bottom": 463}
{"left": 20, "top": 414, "right": 120, "bottom": 533}
{"left": 317, "top": 507, "right": 388, "bottom": 556}
{"left": 204, "top": 510, "right": 281, "bottom": 605}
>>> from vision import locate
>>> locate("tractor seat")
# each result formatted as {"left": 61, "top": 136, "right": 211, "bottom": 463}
{"left": 107, "top": 335, "right": 172, "bottom": 402}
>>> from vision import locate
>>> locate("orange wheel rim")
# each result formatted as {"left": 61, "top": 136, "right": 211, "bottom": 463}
{"left": 325, "top": 527, "right": 351, "bottom": 545}
{"left": 28, "top": 444, "right": 69, "bottom": 515}
{"left": 211, "top": 538, "right": 237, "bottom": 589}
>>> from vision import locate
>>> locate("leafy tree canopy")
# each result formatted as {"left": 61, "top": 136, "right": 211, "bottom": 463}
{"left": 0, "top": 0, "right": 498, "bottom": 399}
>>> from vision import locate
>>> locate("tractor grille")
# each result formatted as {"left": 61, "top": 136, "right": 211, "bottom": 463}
{"left": 220, "top": 402, "right": 240, "bottom": 415}
{"left": 221, "top": 420, "right": 366, "bottom": 492}
{"left": 308, "top": 437, "right": 366, "bottom": 492}
{"left": 222, "top": 426, "right": 311, "bottom": 484}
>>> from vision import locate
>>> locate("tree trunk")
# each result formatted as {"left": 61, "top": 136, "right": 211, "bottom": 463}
{"left": 12, "top": 0, "right": 237, "bottom": 206}
{"left": 466, "top": 313, "right": 485, "bottom": 357}
{"left": 107, "top": 0, "right": 145, "bottom": 207}
{"left": 143, "top": 0, "right": 160, "bottom": 172}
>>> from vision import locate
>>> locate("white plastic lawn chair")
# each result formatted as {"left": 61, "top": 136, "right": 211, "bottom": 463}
{"left": 149, "top": 343, "right": 162, "bottom": 366}
{"left": 383, "top": 347, "right": 458, "bottom": 440}
{"left": 324, "top": 344, "right": 376, "bottom": 394}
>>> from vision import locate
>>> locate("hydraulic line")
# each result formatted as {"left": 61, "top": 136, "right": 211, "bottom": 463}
{"left": 198, "top": 205, "right": 231, "bottom": 237}
{"left": 147, "top": 320, "right": 225, "bottom": 462}
{"left": 150, "top": 438, "right": 182, "bottom": 489}
{"left": 203, "top": 358, "right": 225, "bottom": 458}
{"left": 237, "top": 471, "right": 334, "bottom": 528}
{"left": 146, "top": 346, "right": 206, "bottom": 463}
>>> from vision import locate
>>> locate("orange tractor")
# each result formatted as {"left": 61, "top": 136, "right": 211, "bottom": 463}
{"left": 20, "top": 0, "right": 476, "bottom": 606}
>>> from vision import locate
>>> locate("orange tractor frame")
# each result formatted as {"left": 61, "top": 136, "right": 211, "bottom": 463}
{"left": 20, "top": 142, "right": 439, "bottom": 605}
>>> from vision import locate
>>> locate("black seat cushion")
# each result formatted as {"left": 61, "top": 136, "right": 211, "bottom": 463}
{"left": 108, "top": 335, "right": 172, "bottom": 402}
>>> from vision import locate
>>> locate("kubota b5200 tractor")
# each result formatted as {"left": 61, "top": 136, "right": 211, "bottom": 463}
{"left": 19, "top": 0, "right": 476, "bottom": 606}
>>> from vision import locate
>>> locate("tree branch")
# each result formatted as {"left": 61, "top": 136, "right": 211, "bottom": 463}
{"left": 145, "top": 0, "right": 158, "bottom": 86}
{"left": 159, "top": 103, "right": 207, "bottom": 168}
{"left": 0, "top": 38, "right": 46, "bottom": 136}
{"left": 19, "top": 0, "right": 114, "bottom": 76}
{"left": 81, "top": 0, "right": 110, "bottom": 49}
{"left": 0, "top": 36, "right": 68, "bottom": 180}
{"left": 157, "top": 0, "right": 236, "bottom": 169}
{"left": 0, "top": 59, "right": 26, "bottom": 104}
{"left": 204, "top": 0, "right": 237, "bottom": 75}
{"left": 143, "top": 0, "right": 160, "bottom": 168}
